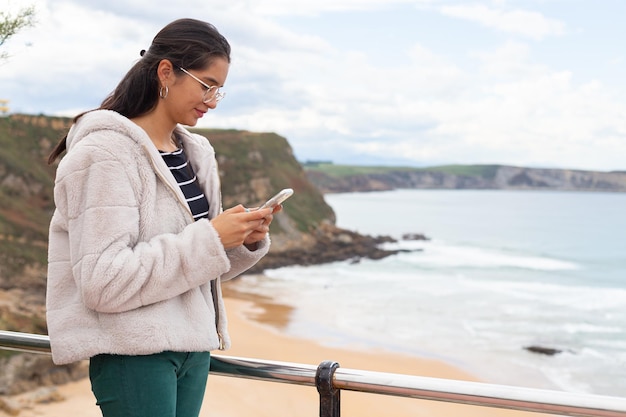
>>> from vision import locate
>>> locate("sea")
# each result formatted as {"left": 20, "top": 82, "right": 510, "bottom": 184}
{"left": 231, "top": 189, "right": 626, "bottom": 397}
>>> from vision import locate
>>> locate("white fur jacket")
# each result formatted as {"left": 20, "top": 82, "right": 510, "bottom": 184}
{"left": 46, "top": 110, "right": 269, "bottom": 365}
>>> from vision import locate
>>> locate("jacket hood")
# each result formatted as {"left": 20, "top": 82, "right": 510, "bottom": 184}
{"left": 66, "top": 110, "right": 152, "bottom": 152}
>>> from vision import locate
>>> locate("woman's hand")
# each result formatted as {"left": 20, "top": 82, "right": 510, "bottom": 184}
{"left": 243, "top": 204, "right": 283, "bottom": 247}
{"left": 210, "top": 205, "right": 275, "bottom": 249}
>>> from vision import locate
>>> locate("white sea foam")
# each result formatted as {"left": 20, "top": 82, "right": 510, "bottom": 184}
{"left": 381, "top": 239, "right": 581, "bottom": 271}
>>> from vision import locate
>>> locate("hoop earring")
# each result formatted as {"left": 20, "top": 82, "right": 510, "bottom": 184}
{"left": 159, "top": 85, "right": 169, "bottom": 99}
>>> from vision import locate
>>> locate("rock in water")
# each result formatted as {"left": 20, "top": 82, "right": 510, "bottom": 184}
{"left": 524, "top": 345, "right": 563, "bottom": 356}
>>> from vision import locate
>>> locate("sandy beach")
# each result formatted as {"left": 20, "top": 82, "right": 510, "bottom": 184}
{"left": 9, "top": 282, "right": 552, "bottom": 417}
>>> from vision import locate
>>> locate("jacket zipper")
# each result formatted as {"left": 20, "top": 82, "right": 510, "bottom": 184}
{"left": 144, "top": 145, "right": 224, "bottom": 349}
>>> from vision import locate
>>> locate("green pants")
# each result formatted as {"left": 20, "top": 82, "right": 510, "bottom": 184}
{"left": 89, "top": 351, "right": 211, "bottom": 417}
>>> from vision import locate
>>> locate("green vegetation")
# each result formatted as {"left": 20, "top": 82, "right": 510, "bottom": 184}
{"left": 0, "top": 349, "right": 18, "bottom": 359}
{"left": 0, "top": 115, "right": 66, "bottom": 236}
{"left": 303, "top": 163, "right": 416, "bottom": 177}
{"left": 0, "top": 4, "right": 37, "bottom": 62}
{"left": 0, "top": 115, "right": 64, "bottom": 289}
{"left": 304, "top": 162, "right": 501, "bottom": 179}
{"left": 192, "top": 128, "right": 334, "bottom": 233}
{"left": 421, "top": 164, "right": 501, "bottom": 179}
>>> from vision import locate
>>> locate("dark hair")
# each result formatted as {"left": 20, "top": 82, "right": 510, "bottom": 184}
{"left": 48, "top": 18, "right": 231, "bottom": 164}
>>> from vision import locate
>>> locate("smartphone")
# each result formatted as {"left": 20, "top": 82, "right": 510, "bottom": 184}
{"left": 258, "top": 188, "right": 294, "bottom": 210}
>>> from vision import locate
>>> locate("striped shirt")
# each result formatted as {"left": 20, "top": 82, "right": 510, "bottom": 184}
{"left": 160, "top": 147, "right": 210, "bottom": 221}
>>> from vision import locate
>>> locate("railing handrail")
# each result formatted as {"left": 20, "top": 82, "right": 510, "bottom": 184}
{"left": 2, "top": 329, "right": 626, "bottom": 417}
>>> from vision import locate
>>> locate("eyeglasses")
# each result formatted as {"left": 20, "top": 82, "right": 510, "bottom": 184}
{"left": 179, "top": 67, "right": 225, "bottom": 104}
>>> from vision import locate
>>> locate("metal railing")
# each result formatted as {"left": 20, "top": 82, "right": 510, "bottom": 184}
{"left": 2, "top": 329, "right": 626, "bottom": 417}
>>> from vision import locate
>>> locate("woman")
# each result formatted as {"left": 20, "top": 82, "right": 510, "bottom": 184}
{"left": 46, "top": 18, "right": 277, "bottom": 417}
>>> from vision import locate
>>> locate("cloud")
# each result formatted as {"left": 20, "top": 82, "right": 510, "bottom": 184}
{"left": 1, "top": 1, "right": 155, "bottom": 112}
{"left": 236, "top": 25, "right": 626, "bottom": 170}
{"left": 1, "top": 0, "right": 625, "bottom": 171}
{"left": 440, "top": 3, "right": 566, "bottom": 40}
{"left": 245, "top": 0, "right": 427, "bottom": 16}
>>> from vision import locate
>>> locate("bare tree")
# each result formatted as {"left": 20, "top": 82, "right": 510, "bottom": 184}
{"left": 0, "top": 5, "right": 36, "bottom": 61}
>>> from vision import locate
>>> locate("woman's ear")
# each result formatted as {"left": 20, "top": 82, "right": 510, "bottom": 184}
{"left": 157, "top": 59, "right": 174, "bottom": 84}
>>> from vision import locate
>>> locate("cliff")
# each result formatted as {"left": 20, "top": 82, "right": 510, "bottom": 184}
{"left": 305, "top": 163, "right": 626, "bottom": 193}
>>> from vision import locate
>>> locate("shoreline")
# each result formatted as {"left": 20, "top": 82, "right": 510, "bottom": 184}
{"left": 10, "top": 280, "right": 551, "bottom": 417}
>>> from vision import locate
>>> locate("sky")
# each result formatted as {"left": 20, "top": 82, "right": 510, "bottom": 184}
{"left": 1, "top": 0, "right": 625, "bottom": 171}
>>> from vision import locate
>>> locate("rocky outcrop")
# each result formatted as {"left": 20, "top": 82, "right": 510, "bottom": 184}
{"left": 0, "top": 386, "right": 65, "bottom": 416}
{"left": 0, "top": 354, "right": 87, "bottom": 396}
{"left": 0, "top": 355, "right": 83, "bottom": 416}
{"left": 250, "top": 222, "right": 419, "bottom": 273}
{"left": 524, "top": 345, "right": 562, "bottom": 356}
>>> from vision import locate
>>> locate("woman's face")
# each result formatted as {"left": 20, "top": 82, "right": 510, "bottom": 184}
{"left": 165, "top": 57, "right": 230, "bottom": 127}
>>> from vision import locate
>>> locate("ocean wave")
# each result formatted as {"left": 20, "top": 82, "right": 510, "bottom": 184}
{"left": 382, "top": 240, "right": 580, "bottom": 271}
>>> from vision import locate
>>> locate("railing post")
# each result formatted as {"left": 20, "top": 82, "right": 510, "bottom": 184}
{"left": 316, "top": 360, "right": 341, "bottom": 417}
